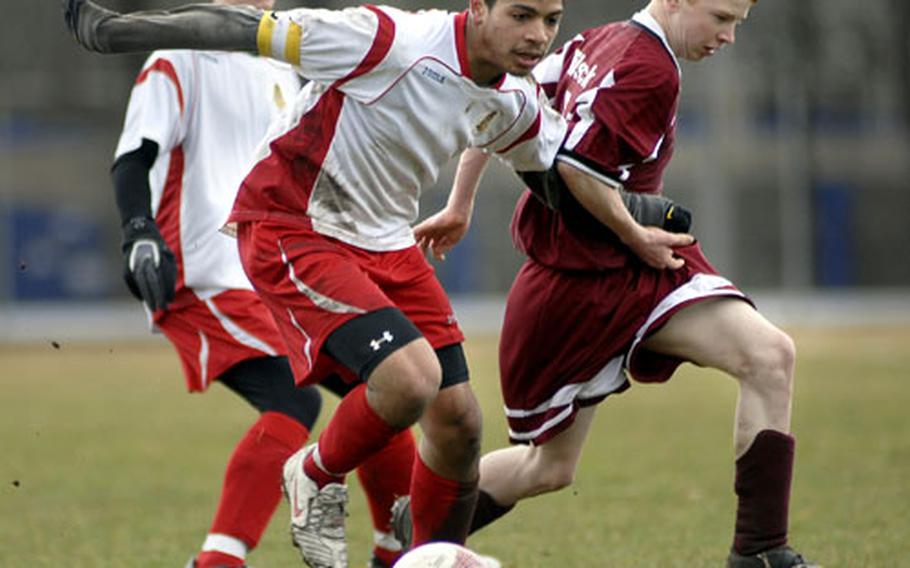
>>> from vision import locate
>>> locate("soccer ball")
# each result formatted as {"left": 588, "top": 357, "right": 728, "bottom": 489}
{"left": 394, "top": 542, "right": 497, "bottom": 567}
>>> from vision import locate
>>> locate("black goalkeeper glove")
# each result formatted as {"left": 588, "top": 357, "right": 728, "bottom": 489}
{"left": 623, "top": 191, "right": 692, "bottom": 234}
{"left": 121, "top": 216, "right": 177, "bottom": 312}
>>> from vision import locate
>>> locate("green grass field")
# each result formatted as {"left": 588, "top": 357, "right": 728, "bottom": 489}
{"left": 2, "top": 327, "right": 909, "bottom": 567}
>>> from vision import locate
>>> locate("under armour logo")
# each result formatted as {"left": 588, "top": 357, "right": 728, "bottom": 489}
{"left": 369, "top": 331, "right": 394, "bottom": 352}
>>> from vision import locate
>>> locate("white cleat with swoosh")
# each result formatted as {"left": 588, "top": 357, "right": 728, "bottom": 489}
{"left": 283, "top": 445, "right": 349, "bottom": 568}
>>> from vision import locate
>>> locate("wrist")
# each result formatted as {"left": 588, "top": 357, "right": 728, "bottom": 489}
{"left": 615, "top": 221, "right": 646, "bottom": 248}
{"left": 122, "top": 216, "right": 162, "bottom": 247}
{"left": 446, "top": 206, "right": 472, "bottom": 226}
{"left": 614, "top": 221, "right": 648, "bottom": 250}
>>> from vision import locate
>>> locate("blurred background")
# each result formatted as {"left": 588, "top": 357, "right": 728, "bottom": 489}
{"left": 2, "top": 0, "right": 909, "bottom": 342}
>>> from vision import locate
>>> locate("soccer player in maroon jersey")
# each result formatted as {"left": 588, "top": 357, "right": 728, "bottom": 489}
{"left": 415, "top": 1, "right": 818, "bottom": 566}
{"left": 63, "top": 1, "right": 566, "bottom": 566}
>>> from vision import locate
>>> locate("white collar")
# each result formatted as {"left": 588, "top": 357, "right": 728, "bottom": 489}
{"left": 631, "top": 9, "right": 681, "bottom": 74}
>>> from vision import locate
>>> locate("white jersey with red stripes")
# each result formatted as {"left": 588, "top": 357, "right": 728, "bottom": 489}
{"left": 230, "top": 5, "right": 567, "bottom": 251}
{"left": 115, "top": 50, "right": 302, "bottom": 297}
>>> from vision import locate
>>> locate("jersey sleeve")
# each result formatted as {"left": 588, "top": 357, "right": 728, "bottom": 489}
{"left": 114, "top": 51, "right": 192, "bottom": 160}
{"left": 255, "top": 6, "right": 393, "bottom": 88}
{"left": 494, "top": 83, "right": 567, "bottom": 172}
{"left": 563, "top": 60, "right": 677, "bottom": 177}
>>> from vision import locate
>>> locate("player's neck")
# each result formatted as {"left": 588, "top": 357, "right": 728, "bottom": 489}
{"left": 645, "top": 3, "right": 682, "bottom": 58}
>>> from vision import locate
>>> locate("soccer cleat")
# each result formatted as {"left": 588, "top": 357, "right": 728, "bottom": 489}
{"left": 727, "top": 545, "right": 820, "bottom": 568}
{"left": 62, "top": 0, "right": 116, "bottom": 52}
{"left": 283, "top": 445, "right": 349, "bottom": 568}
{"left": 389, "top": 495, "right": 413, "bottom": 553}
{"left": 389, "top": 495, "right": 501, "bottom": 567}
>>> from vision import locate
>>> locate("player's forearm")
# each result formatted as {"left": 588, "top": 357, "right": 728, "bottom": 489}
{"left": 518, "top": 160, "right": 690, "bottom": 232}
{"left": 556, "top": 161, "right": 646, "bottom": 245}
{"left": 447, "top": 149, "right": 490, "bottom": 223}
{"left": 66, "top": 1, "right": 260, "bottom": 54}
{"left": 111, "top": 139, "right": 158, "bottom": 226}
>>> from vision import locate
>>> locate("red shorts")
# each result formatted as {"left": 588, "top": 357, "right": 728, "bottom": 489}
{"left": 499, "top": 243, "right": 750, "bottom": 445}
{"left": 154, "top": 288, "right": 287, "bottom": 392}
{"left": 237, "top": 220, "right": 464, "bottom": 386}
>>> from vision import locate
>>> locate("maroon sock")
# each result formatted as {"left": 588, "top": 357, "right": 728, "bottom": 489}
{"left": 210, "top": 412, "right": 309, "bottom": 549}
{"left": 733, "top": 429, "right": 795, "bottom": 555}
{"left": 469, "top": 489, "right": 515, "bottom": 534}
{"left": 410, "top": 455, "right": 478, "bottom": 546}
{"left": 304, "top": 383, "right": 401, "bottom": 487}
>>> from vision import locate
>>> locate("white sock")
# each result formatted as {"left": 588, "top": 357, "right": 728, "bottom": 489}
{"left": 201, "top": 533, "right": 248, "bottom": 560}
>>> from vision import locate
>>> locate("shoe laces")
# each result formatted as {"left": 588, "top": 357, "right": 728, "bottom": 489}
{"left": 309, "top": 485, "right": 348, "bottom": 539}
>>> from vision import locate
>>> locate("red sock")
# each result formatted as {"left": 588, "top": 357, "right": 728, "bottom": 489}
{"left": 357, "top": 428, "right": 416, "bottom": 563}
{"left": 209, "top": 411, "right": 309, "bottom": 548}
{"left": 194, "top": 550, "right": 245, "bottom": 568}
{"left": 733, "top": 429, "right": 795, "bottom": 555}
{"left": 304, "top": 383, "right": 401, "bottom": 487}
{"left": 410, "top": 454, "right": 478, "bottom": 546}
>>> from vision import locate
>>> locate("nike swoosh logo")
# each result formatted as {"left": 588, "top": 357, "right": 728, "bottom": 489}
{"left": 291, "top": 477, "right": 306, "bottom": 518}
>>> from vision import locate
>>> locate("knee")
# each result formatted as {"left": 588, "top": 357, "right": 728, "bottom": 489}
{"left": 423, "top": 391, "right": 484, "bottom": 465}
{"left": 530, "top": 451, "right": 577, "bottom": 494}
{"left": 432, "top": 397, "right": 483, "bottom": 454}
{"left": 369, "top": 340, "right": 442, "bottom": 426}
{"left": 400, "top": 351, "right": 443, "bottom": 414}
{"left": 739, "top": 329, "right": 796, "bottom": 398}
{"left": 447, "top": 400, "right": 483, "bottom": 457}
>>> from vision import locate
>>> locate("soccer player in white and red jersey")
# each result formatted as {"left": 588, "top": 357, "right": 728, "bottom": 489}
{"left": 414, "top": 1, "right": 818, "bottom": 566}
{"left": 108, "top": 1, "right": 417, "bottom": 566}
{"left": 65, "top": 0, "right": 567, "bottom": 566}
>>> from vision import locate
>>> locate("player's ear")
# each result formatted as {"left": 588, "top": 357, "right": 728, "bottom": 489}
{"left": 665, "top": 0, "right": 683, "bottom": 13}
{"left": 469, "top": 0, "right": 488, "bottom": 25}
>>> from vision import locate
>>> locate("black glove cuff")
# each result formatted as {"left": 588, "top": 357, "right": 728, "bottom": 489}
{"left": 121, "top": 216, "right": 165, "bottom": 250}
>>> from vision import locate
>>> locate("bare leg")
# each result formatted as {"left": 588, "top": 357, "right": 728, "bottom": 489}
{"left": 642, "top": 298, "right": 799, "bottom": 556}
{"left": 479, "top": 405, "right": 597, "bottom": 506}
{"left": 365, "top": 339, "right": 443, "bottom": 429}
{"left": 64, "top": 0, "right": 260, "bottom": 54}
{"left": 418, "top": 383, "right": 483, "bottom": 479}
{"left": 641, "top": 298, "right": 795, "bottom": 457}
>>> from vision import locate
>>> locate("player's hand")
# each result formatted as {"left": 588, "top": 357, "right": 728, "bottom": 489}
{"left": 624, "top": 226, "right": 695, "bottom": 270}
{"left": 121, "top": 217, "right": 177, "bottom": 311}
{"left": 413, "top": 209, "right": 470, "bottom": 261}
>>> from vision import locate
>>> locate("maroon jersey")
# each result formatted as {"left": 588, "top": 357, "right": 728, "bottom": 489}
{"left": 513, "top": 11, "right": 681, "bottom": 271}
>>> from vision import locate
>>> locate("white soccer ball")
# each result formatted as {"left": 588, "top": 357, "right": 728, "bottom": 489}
{"left": 394, "top": 542, "right": 497, "bottom": 567}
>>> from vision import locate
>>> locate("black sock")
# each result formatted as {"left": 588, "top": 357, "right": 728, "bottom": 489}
{"left": 469, "top": 489, "right": 515, "bottom": 535}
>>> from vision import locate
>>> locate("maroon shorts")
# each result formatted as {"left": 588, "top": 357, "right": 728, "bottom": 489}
{"left": 499, "top": 243, "right": 750, "bottom": 445}
{"left": 154, "top": 288, "right": 287, "bottom": 392}
{"left": 237, "top": 220, "right": 464, "bottom": 386}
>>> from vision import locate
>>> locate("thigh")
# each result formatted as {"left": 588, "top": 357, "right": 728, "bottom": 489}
{"left": 535, "top": 405, "right": 598, "bottom": 467}
{"left": 237, "top": 221, "right": 396, "bottom": 384}
{"left": 641, "top": 297, "right": 781, "bottom": 376}
{"left": 371, "top": 245, "right": 464, "bottom": 350}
